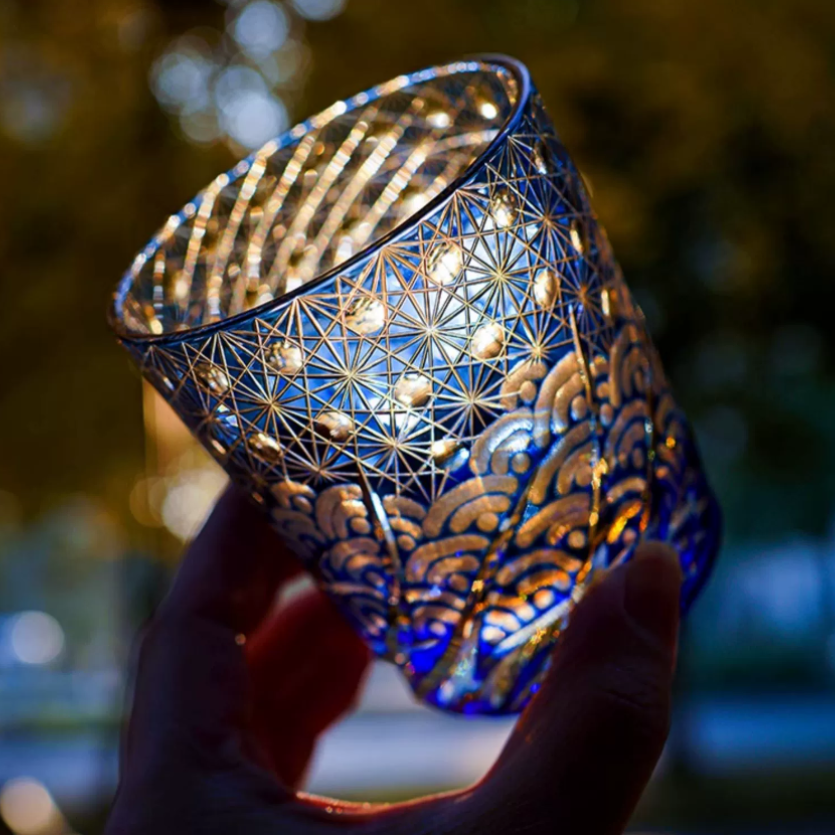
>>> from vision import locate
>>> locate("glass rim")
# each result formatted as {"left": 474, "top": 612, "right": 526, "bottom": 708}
{"left": 109, "top": 54, "right": 532, "bottom": 345}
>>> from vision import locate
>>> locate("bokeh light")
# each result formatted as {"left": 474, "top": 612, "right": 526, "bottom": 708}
{"left": 0, "top": 48, "right": 72, "bottom": 145}
{"left": 214, "top": 64, "right": 288, "bottom": 149}
{"left": 290, "top": 0, "right": 346, "bottom": 21}
{"left": 0, "top": 778, "right": 62, "bottom": 835}
{"left": 159, "top": 465, "right": 227, "bottom": 541}
{"left": 147, "top": 0, "right": 345, "bottom": 149}
{"left": 232, "top": 1, "right": 290, "bottom": 59}
{"left": 150, "top": 37, "right": 215, "bottom": 113}
{"left": 8, "top": 612, "right": 65, "bottom": 667}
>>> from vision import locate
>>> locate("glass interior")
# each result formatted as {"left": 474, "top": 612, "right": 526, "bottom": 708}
{"left": 119, "top": 63, "right": 519, "bottom": 336}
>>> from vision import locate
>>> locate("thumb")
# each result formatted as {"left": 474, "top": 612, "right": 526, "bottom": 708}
{"left": 486, "top": 542, "right": 682, "bottom": 835}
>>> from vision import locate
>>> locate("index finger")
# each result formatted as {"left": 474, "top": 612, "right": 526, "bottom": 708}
{"left": 161, "top": 484, "right": 302, "bottom": 636}
{"left": 123, "top": 486, "right": 303, "bottom": 774}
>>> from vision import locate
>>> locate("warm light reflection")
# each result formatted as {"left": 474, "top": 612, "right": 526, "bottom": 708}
{"left": 131, "top": 382, "right": 229, "bottom": 541}
{"left": 160, "top": 466, "right": 228, "bottom": 540}
{"left": 0, "top": 778, "right": 63, "bottom": 835}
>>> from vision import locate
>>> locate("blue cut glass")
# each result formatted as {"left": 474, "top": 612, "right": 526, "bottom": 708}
{"left": 110, "top": 57, "right": 720, "bottom": 714}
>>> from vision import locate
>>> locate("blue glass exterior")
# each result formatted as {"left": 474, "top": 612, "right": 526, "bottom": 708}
{"left": 112, "top": 58, "right": 720, "bottom": 714}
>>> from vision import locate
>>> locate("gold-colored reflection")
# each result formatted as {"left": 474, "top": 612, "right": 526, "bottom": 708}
{"left": 478, "top": 99, "right": 499, "bottom": 120}
{"left": 427, "top": 242, "right": 463, "bottom": 285}
{"left": 431, "top": 438, "right": 469, "bottom": 469}
{"left": 471, "top": 323, "right": 505, "bottom": 359}
{"left": 490, "top": 191, "right": 519, "bottom": 229}
{"left": 195, "top": 362, "right": 230, "bottom": 395}
{"left": 393, "top": 373, "right": 432, "bottom": 408}
{"left": 345, "top": 297, "right": 386, "bottom": 334}
{"left": 267, "top": 341, "right": 304, "bottom": 374}
{"left": 427, "top": 110, "right": 451, "bottom": 129}
{"left": 569, "top": 219, "right": 585, "bottom": 254}
{"left": 251, "top": 431, "right": 283, "bottom": 462}
{"left": 315, "top": 410, "right": 354, "bottom": 442}
{"left": 400, "top": 189, "right": 430, "bottom": 217}
{"left": 533, "top": 269, "right": 559, "bottom": 309}
{"left": 532, "top": 140, "right": 550, "bottom": 175}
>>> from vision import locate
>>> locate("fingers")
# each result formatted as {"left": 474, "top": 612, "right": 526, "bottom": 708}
{"left": 247, "top": 588, "right": 371, "bottom": 789}
{"left": 485, "top": 542, "right": 682, "bottom": 835}
{"left": 125, "top": 487, "right": 302, "bottom": 772}
{"left": 160, "top": 485, "right": 302, "bottom": 635}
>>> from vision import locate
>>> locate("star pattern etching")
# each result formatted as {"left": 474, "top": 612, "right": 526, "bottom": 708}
{"left": 115, "top": 60, "right": 720, "bottom": 714}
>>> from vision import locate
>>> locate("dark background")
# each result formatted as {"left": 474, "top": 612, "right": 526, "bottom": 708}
{"left": 1, "top": 1, "right": 835, "bottom": 833}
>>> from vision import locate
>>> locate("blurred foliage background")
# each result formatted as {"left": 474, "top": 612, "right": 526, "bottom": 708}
{"left": 3, "top": 0, "right": 835, "bottom": 540}
{"left": 2, "top": 0, "right": 835, "bottom": 833}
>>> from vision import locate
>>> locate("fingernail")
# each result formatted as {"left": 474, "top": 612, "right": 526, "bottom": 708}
{"left": 623, "top": 541, "right": 682, "bottom": 644}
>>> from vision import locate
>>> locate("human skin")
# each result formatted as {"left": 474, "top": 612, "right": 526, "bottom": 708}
{"left": 106, "top": 487, "right": 682, "bottom": 835}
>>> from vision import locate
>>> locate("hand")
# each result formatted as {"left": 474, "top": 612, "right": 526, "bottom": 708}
{"left": 106, "top": 487, "right": 682, "bottom": 835}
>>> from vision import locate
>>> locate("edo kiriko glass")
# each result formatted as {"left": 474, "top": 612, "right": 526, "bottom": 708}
{"left": 110, "top": 56, "right": 720, "bottom": 714}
